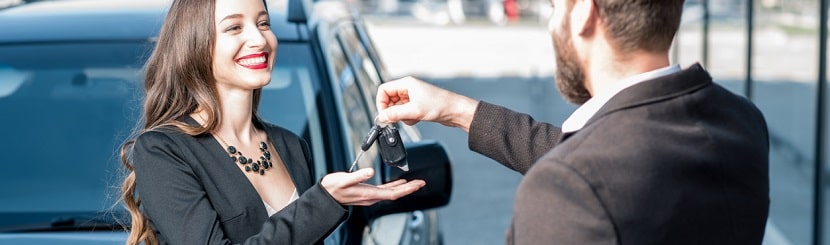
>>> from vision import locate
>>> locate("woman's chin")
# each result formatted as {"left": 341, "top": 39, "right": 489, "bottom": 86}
{"left": 243, "top": 77, "right": 272, "bottom": 89}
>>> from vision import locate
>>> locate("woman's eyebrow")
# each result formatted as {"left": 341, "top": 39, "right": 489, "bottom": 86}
{"left": 219, "top": 11, "right": 268, "bottom": 22}
{"left": 219, "top": 13, "right": 243, "bottom": 23}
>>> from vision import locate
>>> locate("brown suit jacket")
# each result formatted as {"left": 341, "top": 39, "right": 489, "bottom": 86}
{"left": 469, "top": 63, "right": 770, "bottom": 244}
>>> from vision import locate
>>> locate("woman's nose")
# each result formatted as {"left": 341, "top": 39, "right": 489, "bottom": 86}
{"left": 244, "top": 25, "right": 266, "bottom": 47}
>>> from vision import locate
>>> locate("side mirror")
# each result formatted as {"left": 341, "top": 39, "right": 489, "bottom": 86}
{"left": 364, "top": 140, "right": 453, "bottom": 220}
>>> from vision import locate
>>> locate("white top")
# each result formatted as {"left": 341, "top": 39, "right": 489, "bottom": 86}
{"left": 264, "top": 189, "right": 300, "bottom": 217}
{"left": 561, "top": 65, "right": 682, "bottom": 133}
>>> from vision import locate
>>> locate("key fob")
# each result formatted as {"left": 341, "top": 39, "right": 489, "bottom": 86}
{"left": 361, "top": 125, "right": 382, "bottom": 151}
{"left": 377, "top": 124, "right": 409, "bottom": 171}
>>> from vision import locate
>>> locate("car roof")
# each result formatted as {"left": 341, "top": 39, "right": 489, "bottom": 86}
{"left": 0, "top": 0, "right": 302, "bottom": 44}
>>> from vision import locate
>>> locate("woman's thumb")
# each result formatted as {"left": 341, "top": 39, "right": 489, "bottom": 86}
{"left": 345, "top": 168, "right": 374, "bottom": 185}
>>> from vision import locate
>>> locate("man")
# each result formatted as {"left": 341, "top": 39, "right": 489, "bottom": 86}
{"left": 375, "top": 0, "right": 770, "bottom": 244}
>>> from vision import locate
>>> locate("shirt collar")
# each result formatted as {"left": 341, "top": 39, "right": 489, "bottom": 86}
{"left": 561, "top": 64, "right": 681, "bottom": 133}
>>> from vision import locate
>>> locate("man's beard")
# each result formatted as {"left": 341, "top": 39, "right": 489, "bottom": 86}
{"left": 552, "top": 20, "right": 591, "bottom": 105}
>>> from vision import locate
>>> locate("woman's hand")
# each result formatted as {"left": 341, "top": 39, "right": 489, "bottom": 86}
{"left": 321, "top": 168, "right": 426, "bottom": 206}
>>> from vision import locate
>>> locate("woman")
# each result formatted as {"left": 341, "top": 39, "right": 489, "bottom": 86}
{"left": 118, "top": 0, "right": 425, "bottom": 244}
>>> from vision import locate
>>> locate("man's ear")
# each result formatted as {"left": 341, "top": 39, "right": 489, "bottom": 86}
{"left": 571, "top": 0, "right": 597, "bottom": 37}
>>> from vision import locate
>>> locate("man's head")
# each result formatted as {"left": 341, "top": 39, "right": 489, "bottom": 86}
{"left": 549, "top": 0, "right": 685, "bottom": 105}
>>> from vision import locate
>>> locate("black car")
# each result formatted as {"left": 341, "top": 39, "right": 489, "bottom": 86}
{"left": 0, "top": 0, "right": 452, "bottom": 244}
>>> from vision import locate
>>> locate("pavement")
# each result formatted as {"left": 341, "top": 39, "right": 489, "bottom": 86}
{"left": 364, "top": 16, "right": 816, "bottom": 245}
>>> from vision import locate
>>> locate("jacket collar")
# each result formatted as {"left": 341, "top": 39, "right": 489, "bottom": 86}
{"left": 562, "top": 64, "right": 681, "bottom": 133}
{"left": 561, "top": 63, "right": 712, "bottom": 140}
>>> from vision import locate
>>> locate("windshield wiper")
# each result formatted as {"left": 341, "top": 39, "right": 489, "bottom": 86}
{"left": 0, "top": 215, "right": 125, "bottom": 232}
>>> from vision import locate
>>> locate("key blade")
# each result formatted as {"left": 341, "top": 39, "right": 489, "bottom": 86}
{"left": 348, "top": 151, "right": 365, "bottom": 172}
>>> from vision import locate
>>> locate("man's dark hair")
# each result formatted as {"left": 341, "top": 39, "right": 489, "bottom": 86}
{"left": 593, "top": 0, "right": 685, "bottom": 53}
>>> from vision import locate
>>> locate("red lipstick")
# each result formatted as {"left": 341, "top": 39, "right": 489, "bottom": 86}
{"left": 235, "top": 52, "right": 268, "bottom": 70}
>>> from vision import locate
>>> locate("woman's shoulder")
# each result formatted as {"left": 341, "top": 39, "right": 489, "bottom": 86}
{"left": 133, "top": 125, "right": 194, "bottom": 149}
{"left": 129, "top": 127, "right": 197, "bottom": 172}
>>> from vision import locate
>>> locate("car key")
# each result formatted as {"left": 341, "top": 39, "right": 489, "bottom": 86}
{"left": 348, "top": 118, "right": 409, "bottom": 172}
{"left": 348, "top": 124, "right": 382, "bottom": 172}
{"left": 376, "top": 123, "right": 408, "bottom": 171}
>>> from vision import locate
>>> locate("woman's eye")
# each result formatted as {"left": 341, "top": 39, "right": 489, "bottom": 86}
{"left": 224, "top": 25, "right": 242, "bottom": 32}
{"left": 258, "top": 21, "right": 271, "bottom": 29}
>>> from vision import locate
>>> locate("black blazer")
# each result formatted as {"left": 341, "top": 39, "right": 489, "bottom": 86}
{"left": 468, "top": 63, "right": 770, "bottom": 244}
{"left": 132, "top": 117, "right": 347, "bottom": 244}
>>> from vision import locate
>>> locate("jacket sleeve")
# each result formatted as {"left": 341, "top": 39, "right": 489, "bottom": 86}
{"left": 132, "top": 131, "right": 347, "bottom": 245}
{"left": 467, "top": 101, "right": 563, "bottom": 174}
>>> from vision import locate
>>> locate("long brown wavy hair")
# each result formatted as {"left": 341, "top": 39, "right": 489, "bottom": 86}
{"left": 119, "top": 0, "right": 264, "bottom": 244}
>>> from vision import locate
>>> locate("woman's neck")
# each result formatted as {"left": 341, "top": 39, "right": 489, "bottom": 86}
{"left": 195, "top": 88, "right": 258, "bottom": 144}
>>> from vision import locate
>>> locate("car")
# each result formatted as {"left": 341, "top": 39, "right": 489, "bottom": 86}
{"left": 0, "top": 0, "right": 453, "bottom": 244}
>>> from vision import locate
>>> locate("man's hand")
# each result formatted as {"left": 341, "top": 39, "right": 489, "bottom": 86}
{"left": 376, "top": 76, "right": 479, "bottom": 132}
{"left": 321, "top": 168, "right": 426, "bottom": 206}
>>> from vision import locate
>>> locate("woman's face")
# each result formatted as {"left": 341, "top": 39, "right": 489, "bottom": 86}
{"left": 212, "top": 0, "right": 277, "bottom": 91}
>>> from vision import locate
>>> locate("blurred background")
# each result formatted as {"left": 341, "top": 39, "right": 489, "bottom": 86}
{"left": 354, "top": 0, "right": 830, "bottom": 244}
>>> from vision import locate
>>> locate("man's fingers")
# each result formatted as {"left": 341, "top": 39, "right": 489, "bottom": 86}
{"left": 402, "top": 119, "right": 420, "bottom": 126}
{"left": 379, "top": 103, "right": 423, "bottom": 124}
{"left": 376, "top": 78, "right": 411, "bottom": 111}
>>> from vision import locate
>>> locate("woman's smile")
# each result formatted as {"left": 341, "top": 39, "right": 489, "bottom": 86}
{"left": 236, "top": 52, "right": 268, "bottom": 69}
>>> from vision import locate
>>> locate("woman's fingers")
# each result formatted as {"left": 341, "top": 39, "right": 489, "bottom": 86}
{"left": 378, "top": 179, "right": 408, "bottom": 189}
{"left": 321, "top": 168, "right": 374, "bottom": 194}
{"left": 383, "top": 179, "right": 425, "bottom": 199}
{"left": 344, "top": 168, "right": 375, "bottom": 185}
{"left": 340, "top": 180, "right": 426, "bottom": 206}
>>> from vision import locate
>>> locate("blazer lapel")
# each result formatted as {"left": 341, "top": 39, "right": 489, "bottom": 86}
{"left": 261, "top": 122, "right": 312, "bottom": 193}
{"left": 558, "top": 131, "right": 577, "bottom": 143}
{"left": 180, "top": 116, "right": 269, "bottom": 220}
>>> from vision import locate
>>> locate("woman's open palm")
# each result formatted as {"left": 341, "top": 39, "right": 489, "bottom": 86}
{"left": 321, "top": 168, "right": 425, "bottom": 206}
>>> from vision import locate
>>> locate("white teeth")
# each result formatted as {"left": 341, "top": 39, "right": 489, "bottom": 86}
{"left": 238, "top": 56, "right": 266, "bottom": 66}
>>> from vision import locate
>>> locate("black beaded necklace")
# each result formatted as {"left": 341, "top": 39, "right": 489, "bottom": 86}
{"left": 214, "top": 131, "right": 273, "bottom": 175}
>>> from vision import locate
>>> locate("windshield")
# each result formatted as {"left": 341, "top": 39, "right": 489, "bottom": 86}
{"left": 0, "top": 41, "right": 323, "bottom": 228}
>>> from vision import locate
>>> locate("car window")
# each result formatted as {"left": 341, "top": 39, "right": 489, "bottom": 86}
{"left": 0, "top": 42, "right": 325, "bottom": 227}
{"left": 337, "top": 23, "right": 420, "bottom": 144}
{"left": 322, "top": 23, "right": 382, "bottom": 184}
{"left": 338, "top": 29, "right": 423, "bottom": 245}
{"left": 337, "top": 24, "right": 382, "bottom": 116}
{"left": 339, "top": 23, "right": 408, "bottom": 164}
{"left": 328, "top": 26, "right": 380, "bottom": 176}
